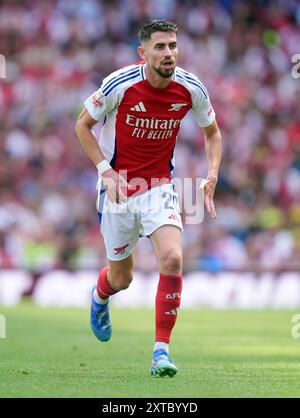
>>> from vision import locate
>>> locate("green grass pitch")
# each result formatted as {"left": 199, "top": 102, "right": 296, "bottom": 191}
{"left": 0, "top": 302, "right": 300, "bottom": 398}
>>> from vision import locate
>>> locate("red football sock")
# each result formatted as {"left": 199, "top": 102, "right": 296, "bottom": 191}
{"left": 155, "top": 273, "right": 183, "bottom": 343}
{"left": 96, "top": 266, "right": 118, "bottom": 300}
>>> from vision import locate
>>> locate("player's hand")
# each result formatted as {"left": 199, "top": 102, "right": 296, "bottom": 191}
{"left": 102, "top": 169, "right": 131, "bottom": 203}
{"left": 200, "top": 176, "right": 218, "bottom": 220}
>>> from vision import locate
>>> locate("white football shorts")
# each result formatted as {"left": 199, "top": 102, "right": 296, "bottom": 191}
{"left": 96, "top": 182, "right": 183, "bottom": 261}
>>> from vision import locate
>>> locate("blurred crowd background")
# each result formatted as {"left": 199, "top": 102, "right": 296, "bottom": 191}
{"left": 0, "top": 0, "right": 300, "bottom": 275}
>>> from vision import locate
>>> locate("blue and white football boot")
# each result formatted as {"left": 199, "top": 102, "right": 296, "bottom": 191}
{"left": 150, "top": 349, "right": 177, "bottom": 377}
{"left": 90, "top": 285, "right": 112, "bottom": 342}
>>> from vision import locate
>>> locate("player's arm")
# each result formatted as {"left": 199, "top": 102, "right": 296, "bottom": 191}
{"left": 202, "top": 119, "right": 222, "bottom": 220}
{"left": 189, "top": 77, "right": 222, "bottom": 220}
{"left": 75, "top": 107, "right": 106, "bottom": 166}
{"left": 75, "top": 108, "right": 128, "bottom": 203}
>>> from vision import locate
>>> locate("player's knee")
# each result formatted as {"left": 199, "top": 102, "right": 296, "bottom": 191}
{"left": 160, "top": 248, "right": 182, "bottom": 274}
{"left": 110, "top": 271, "right": 133, "bottom": 291}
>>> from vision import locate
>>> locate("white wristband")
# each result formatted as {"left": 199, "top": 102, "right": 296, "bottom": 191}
{"left": 96, "top": 160, "right": 112, "bottom": 176}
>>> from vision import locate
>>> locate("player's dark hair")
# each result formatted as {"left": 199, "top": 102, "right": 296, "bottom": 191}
{"left": 138, "top": 20, "right": 178, "bottom": 42}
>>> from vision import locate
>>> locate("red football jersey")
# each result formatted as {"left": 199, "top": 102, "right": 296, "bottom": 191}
{"left": 84, "top": 62, "right": 215, "bottom": 193}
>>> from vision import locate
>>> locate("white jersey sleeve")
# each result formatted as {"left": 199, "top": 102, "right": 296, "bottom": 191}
{"left": 175, "top": 68, "right": 216, "bottom": 128}
{"left": 84, "top": 76, "right": 120, "bottom": 121}
{"left": 84, "top": 64, "right": 141, "bottom": 121}
{"left": 191, "top": 86, "right": 215, "bottom": 128}
{"left": 84, "top": 88, "right": 116, "bottom": 122}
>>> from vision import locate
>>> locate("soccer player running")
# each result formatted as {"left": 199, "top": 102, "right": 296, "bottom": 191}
{"left": 76, "top": 20, "right": 222, "bottom": 377}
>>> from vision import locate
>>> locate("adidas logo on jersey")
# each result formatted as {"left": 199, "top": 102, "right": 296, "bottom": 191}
{"left": 130, "top": 101, "right": 146, "bottom": 112}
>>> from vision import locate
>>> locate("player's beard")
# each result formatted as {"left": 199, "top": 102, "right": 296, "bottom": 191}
{"left": 152, "top": 63, "right": 175, "bottom": 79}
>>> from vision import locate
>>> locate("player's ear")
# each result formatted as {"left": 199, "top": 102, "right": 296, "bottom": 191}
{"left": 137, "top": 45, "right": 146, "bottom": 61}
